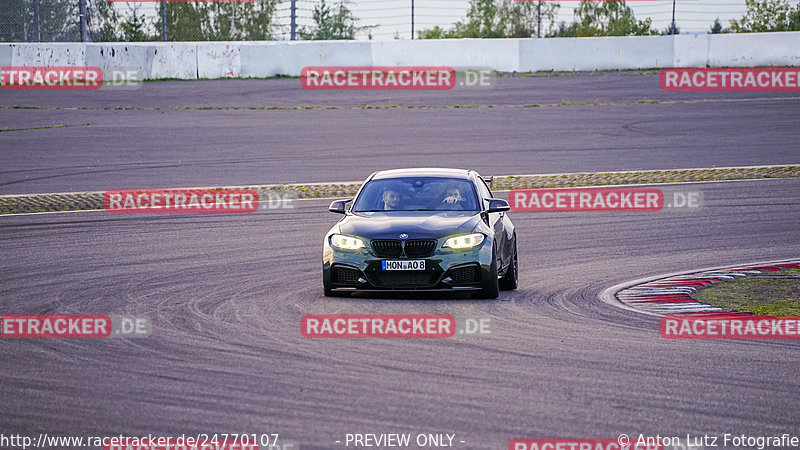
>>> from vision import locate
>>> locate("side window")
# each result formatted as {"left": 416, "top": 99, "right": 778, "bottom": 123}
{"left": 476, "top": 177, "right": 493, "bottom": 209}
{"left": 478, "top": 179, "right": 493, "bottom": 199}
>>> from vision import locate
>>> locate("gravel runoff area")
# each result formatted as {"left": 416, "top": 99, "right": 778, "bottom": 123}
{"left": 1, "top": 164, "right": 797, "bottom": 215}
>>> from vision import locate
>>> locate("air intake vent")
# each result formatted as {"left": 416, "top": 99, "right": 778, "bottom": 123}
{"left": 332, "top": 266, "right": 361, "bottom": 284}
{"left": 404, "top": 239, "right": 437, "bottom": 258}
{"left": 372, "top": 240, "right": 402, "bottom": 257}
{"left": 447, "top": 264, "right": 481, "bottom": 284}
{"left": 369, "top": 272, "right": 436, "bottom": 288}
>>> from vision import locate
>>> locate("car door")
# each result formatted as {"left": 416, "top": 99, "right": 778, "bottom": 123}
{"left": 476, "top": 177, "right": 512, "bottom": 273}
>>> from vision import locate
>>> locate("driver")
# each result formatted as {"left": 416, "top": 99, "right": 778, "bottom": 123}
{"left": 442, "top": 186, "right": 462, "bottom": 205}
{"left": 382, "top": 188, "right": 403, "bottom": 210}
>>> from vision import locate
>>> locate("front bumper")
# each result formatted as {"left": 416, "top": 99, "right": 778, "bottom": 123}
{"left": 323, "top": 237, "right": 493, "bottom": 292}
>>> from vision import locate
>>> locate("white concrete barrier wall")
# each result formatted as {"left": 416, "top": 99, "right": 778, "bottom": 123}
{"left": 6, "top": 43, "right": 87, "bottom": 67}
{"left": 518, "top": 35, "right": 673, "bottom": 71}
{"left": 371, "top": 39, "right": 520, "bottom": 72}
{"left": 706, "top": 32, "right": 800, "bottom": 67}
{"left": 85, "top": 43, "right": 197, "bottom": 79}
{"left": 1, "top": 32, "right": 799, "bottom": 80}
{"left": 239, "top": 41, "right": 373, "bottom": 78}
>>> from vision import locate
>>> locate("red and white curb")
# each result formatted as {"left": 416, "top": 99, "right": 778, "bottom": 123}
{"left": 599, "top": 259, "right": 800, "bottom": 316}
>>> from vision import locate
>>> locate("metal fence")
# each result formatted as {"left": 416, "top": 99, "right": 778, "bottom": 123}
{"left": 0, "top": 0, "right": 284, "bottom": 42}
{"left": 0, "top": 0, "right": 789, "bottom": 43}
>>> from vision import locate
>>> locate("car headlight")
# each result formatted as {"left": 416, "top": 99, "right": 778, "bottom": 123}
{"left": 330, "top": 234, "right": 365, "bottom": 250}
{"left": 443, "top": 233, "right": 485, "bottom": 249}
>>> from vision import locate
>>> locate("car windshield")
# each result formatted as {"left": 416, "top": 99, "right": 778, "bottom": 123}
{"left": 352, "top": 177, "right": 480, "bottom": 212}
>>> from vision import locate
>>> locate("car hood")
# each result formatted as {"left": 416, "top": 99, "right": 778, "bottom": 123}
{"left": 337, "top": 211, "right": 482, "bottom": 240}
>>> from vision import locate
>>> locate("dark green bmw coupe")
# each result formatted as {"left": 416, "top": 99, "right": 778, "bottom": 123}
{"left": 323, "top": 168, "right": 518, "bottom": 299}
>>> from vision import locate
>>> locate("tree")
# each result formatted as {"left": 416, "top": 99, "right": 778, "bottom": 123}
{"left": 456, "top": 0, "right": 505, "bottom": 38}
{"left": 0, "top": 0, "right": 28, "bottom": 41}
{"left": 710, "top": 18, "right": 725, "bottom": 33}
{"left": 660, "top": 24, "right": 679, "bottom": 35}
{"left": 13, "top": 0, "right": 79, "bottom": 41}
{"left": 552, "top": 0, "right": 656, "bottom": 37}
{"left": 239, "top": 0, "right": 278, "bottom": 40}
{"left": 791, "top": 3, "right": 800, "bottom": 28}
{"left": 417, "top": 0, "right": 559, "bottom": 39}
{"left": 88, "top": 0, "right": 121, "bottom": 41}
{"left": 418, "top": 26, "right": 446, "bottom": 39}
{"left": 152, "top": 0, "right": 276, "bottom": 41}
{"left": 119, "top": 4, "right": 152, "bottom": 41}
{"left": 203, "top": 0, "right": 277, "bottom": 40}
{"left": 299, "top": 0, "right": 359, "bottom": 40}
{"left": 730, "top": 0, "right": 800, "bottom": 31}
{"left": 500, "top": 0, "right": 559, "bottom": 37}
{"left": 155, "top": 3, "right": 210, "bottom": 41}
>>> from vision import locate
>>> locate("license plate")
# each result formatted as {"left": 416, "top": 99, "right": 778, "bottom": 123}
{"left": 382, "top": 260, "right": 426, "bottom": 271}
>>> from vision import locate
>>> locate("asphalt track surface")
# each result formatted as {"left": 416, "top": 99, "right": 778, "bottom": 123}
{"left": 2, "top": 72, "right": 800, "bottom": 449}
{"left": 1, "top": 179, "right": 799, "bottom": 449}
{"left": 1, "top": 73, "right": 800, "bottom": 194}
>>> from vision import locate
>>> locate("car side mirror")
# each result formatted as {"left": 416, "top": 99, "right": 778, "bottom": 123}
{"left": 328, "top": 199, "right": 351, "bottom": 214}
{"left": 487, "top": 198, "right": 510, "bottom": 213}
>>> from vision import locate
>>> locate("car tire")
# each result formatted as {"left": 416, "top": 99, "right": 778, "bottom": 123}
{"left": 476, "top": 245, "right": 500, "bottom": 299}
{"left": 499, "top": 237, "right": 518, "bottom": 291}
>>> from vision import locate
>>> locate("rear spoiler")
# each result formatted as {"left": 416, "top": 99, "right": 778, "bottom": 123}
{"left": 481, "top": 176, "right": 493, "bottom": 185}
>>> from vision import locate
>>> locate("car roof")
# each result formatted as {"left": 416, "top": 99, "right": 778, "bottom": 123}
{"left": 370, "top": 168, "right": 474, "bottom": 180}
